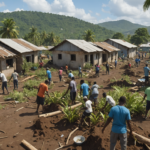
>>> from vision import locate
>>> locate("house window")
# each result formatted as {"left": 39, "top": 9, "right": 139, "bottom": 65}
{"left": 96, "top": 54, "right": 99, "bottom": 59}
{"left": 71, "top": 54, "right": 76, "bottom": 61}
{"left": 58, "top": 54, "right": 62, "bottom": 60}
{"left": 85, "top": 55, "right": 88, "bottom": 62}
{"left": 6, "top": 59, "right": 13, "bottom": 68}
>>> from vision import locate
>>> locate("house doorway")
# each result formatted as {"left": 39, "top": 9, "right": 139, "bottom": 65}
{"left": 32, "top": 55, "right": 34, "bottom": 63}
{"left": 90, "top": 54, "right": 93, "bottom": 65}
{"left": 26, "top": 56, "right": 31, "bottom": 62}
{"left": 102, "top": 54, "right": 106, "bottom": 63}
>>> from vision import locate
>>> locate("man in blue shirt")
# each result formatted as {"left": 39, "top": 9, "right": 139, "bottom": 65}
{"left": 68, "top": 71, "right": 74, "bottom": 79}
{"left": 95, "top": 64, "right": 100, "bottom": 77}
{"left": 102, "top": 96, "right": 132, "bottom": 150}
{"left": 46, "top": 68, "right": 51, "bottom": 85}
{"left": 78, "top": 65, "right": 82, "bottom": 78}
{"left": 135, "top": 58, "right": 139, "bottom": 67}
{"left": 144, "top": 64, "right": 150, "bottom": 85}
{"left": 115, "top": 59, "right": 117, "bottom": 69}
{"left": 80, "top": 80, "right": 90, "bottom": 97}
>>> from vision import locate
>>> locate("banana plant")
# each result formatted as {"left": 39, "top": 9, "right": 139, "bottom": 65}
{"left": 100, "top": 112, "right": 109, "bottom": 123}
{"left": 90, "top": 113, "right": 101, "bottom": 125}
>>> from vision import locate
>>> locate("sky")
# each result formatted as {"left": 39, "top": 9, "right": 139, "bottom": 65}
{"left": 0, "top": 0, "right": 150, "bottom": 26}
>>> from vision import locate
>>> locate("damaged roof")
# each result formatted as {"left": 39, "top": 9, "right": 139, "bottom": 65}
{"left": 51, "top": 39, "right": 103, "bottom": 53}
{"left": 0, "top": 46, "right": 16, "bottom": 59}
{"left": 93, "top": 42, "right": 120, "bottom": 52}
{"left": 0, "top": 39, "right": 42, "bottom": 53}
{"left": 107, "top": 39, "right": 137, "bottom": 48}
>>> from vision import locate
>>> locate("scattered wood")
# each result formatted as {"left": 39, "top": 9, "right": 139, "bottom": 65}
{"left": 21, "top": 139, "right": 38, "bottom": 150}
{"left": 15, "top": 107, "right": 24, "bottom": 112}
{"left": 127, "top": 129, "right": 150, "bottom": 146}
{"left": 13, "top": 132, "right": 19, "bottom": 138}
{"left": 55, "top": 142, "right": 64, "bottom": 150}
{"left": 20, "top": 75, "right": 37, "bottom": 82}
{"left": 0, "top": 101, "right": 15, "bottom": 104}
{"left": 0, "top": 130, "right": 5, "bottom": 134}
{"left": 138, "top": 126, "right": 143, "bottom": 130}
{"left": 66, "top": 127, "right": 79, "bottom": 145}
{"left": 0, "top": 136, "right": 7, "bottom": 139}
{"left": 41, "top": 141, "right": 44, "bottom": 150}
{"left": 39, "top": 103, "right": 82, "bottom": 118}
{"left": 145, "top": 144, "right": 150, "bottom": 150}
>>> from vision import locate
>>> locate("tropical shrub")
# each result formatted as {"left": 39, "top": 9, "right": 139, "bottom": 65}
{"left": 100, "top": 112, "right": 109, "bottom": 123}
{"left": 21, "top": 58, "right": 33, "bottom": 73}
{"left": 90, "top": 113, "right": 101, "bottom": 125}
{"left": 23, "top": 88, "right": 37, "bottom": 97}
{"left": 84, "top": 63, "right": 92, "bottom": 69}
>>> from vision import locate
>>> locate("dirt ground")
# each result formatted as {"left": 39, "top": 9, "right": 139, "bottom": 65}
{"left": 0, "top": 55, "right": 149, "bottom": 150}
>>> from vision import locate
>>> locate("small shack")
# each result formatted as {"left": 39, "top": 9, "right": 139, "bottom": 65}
{"left": 91, "top": 42, "right": 120, "bottom": 63}
{"left": 0, "top": 39, "right": 41, "bottom": 73}
{"left": 50, "top": 39, "right": 103, "bottom": 68}
{"left": 105, "top": 39, "right": 137, "bottom": 58}
{"left": 139, "top": 43, "right": 150, "bottom": 53}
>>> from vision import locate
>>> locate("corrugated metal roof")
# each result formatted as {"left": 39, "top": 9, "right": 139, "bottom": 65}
{"left": 0, "top": 46, "right": 16, "bottom": 59}
{"left": 0, "top": 39, "right": 41, "bottom": 53}
{"left": 108, "top": 39, "right": 137, "bottom": 48}
{"left": 93, "top": 42, "right": 120, "bottom": 52}
{"left": 65, "top": 40, "right": 103, "bottom": 52}
{"left": 38, "top": 46, "right": 49, "bottom": 51}
{"left": 140, "top": 43, "right": 150, "bottom": 48}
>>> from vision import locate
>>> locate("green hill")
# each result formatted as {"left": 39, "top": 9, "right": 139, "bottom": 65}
{"left": 0, "top": 11, "right": 115, "bottom": 41}
{"left": 98, "top": 20, "right": 146, "bottom": 34}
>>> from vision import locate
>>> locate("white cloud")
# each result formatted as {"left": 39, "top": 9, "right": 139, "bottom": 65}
{"left": 0, "top": 2, "right": 5, "bottom": 7}
{"left": 102, "top": 4, "right": 107, "bottom": 7}
{"left": 96, "top": 13, "right": 100, "bottom": 16}
{"left": 15, "top": 8, "right": 24, "bottom": 12}
{"left": 101, "top": 8, "right": 110, "bottom": 14}
{"left": 3, "top": 9, "right": 11, "bottom": 13}
{"left": 89, "top": 10, "right": 92, "bottom": 13}
{"left": 23, "top": 0, "right": 97, "bottom": 23}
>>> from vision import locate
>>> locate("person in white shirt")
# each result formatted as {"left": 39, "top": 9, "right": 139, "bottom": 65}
{"left": 89, "top": 82, "right": 100, "bottom": 107}
{"left": 0, "top": 72, "right": 9, "bottom": 94}
{"left": 79, "top": 96, "right": 92, "bottom": 127}
{"left": 102, "top": 93, "right": 116, "bottom": 111}
{"left": 9, "top": 71, "right": 19, "bottom": 90}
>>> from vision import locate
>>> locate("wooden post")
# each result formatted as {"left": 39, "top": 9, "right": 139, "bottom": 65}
{"left": 21, "top": 139, "right": 37, "bottom": 150}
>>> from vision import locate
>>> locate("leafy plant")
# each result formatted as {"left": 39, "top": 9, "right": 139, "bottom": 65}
{"left": 62, "top": 106, "right": 80, "bottom": 123}
{"left": 84, "top": 63, "right": 92, "bottom": 69}
{"left": 90, "top": 113, "right": 101, "bottom": 125}
{"left": 100, "top": 112, "right": 109, "bottom": 123}
{"left": 21, "top": 58, "right": 33, "bottom": 73}
{"left": 23, "top": 88, "right": 37, "bottom": 97}
{"left": 32, "top": 63, "right": 39, "bottom": 68}
{"left": 121, "top": 75, "right": 132, "bottom": 84}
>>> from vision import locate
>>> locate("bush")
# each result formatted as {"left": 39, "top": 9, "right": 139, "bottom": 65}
{"left": 84, "top": 63, "right": 92, "bottom": 70}
{"left": 21, "top": 58, "right": 33, "bottom": 73}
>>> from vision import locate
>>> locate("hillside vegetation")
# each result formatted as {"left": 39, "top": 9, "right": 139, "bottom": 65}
{"left": 0, "top": 11, "right": 115, "bottom": 41}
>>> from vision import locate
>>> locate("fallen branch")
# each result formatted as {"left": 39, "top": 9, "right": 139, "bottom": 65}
{"left": 20, "top": 75, "right": 37, "bottom": 82}
{"left": 127, "top": 129, "right": 150, "bottom": 146}
{"left": 39, "top": 103, "right": 82, "bottom": 118}
{"left": 0, "top": 130, "right": 5, "bottom": 134}
{"left": 21, "top": 139, "right": 37, "bottom": 150}
{"left": 15, "top": 107, "right": 24, "bottom": 112}
{"left": 66, "top": 127, "right": 79, "bottom": 145}
{"left": 0, "top": 136, "right": 7, "bottom": 139}
{"left": 55, "top": 142, "right": 64, "bottom": 150}
{"left": 41, "top": 141, "right": 44, "bottom": 150}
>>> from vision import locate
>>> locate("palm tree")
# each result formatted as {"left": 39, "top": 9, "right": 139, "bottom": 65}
{"left": 143, "top": 0, "right": 150, "bottom": 11}
{"left": 0, "top": 18, "right": 19, "bottom": 38}
{"left": 48, "top": 32, "right": 56, "bottom": 46}
{"left": 40, "top": 31, "right": 47, "bottom": 45}
{"left": 83, "top": 29, "right": 95, "bottom": 42}
{"left": 28, "top": 26, "right": 39, "bottom": 44}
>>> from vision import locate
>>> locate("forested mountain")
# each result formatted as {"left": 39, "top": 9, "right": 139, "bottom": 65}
{"left": 0, "top": 11, "right": 115, "bottom": 41}
{"left": 98, "top": 20, "right": 146, "bottom": 35}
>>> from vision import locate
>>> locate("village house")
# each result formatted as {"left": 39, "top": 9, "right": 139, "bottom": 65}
{"left": 0, "top": 39, "right": 41, "bottom": 74}
{"left": 90, "top": 42, "right": 120, "bottom": 63}
{"left": 50, "top": 39, "right": 103, "bottom": 68}
{"left": 105, "top": 39, "right": 137, "bottom": 58}
{"left": 139, "top": 43, "right": 150, "bottom": 53}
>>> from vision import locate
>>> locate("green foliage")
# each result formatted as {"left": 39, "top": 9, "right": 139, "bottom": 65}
{"left": 4, "top": 91, "right": 26, "bottom": 102}
{"left": 143, "top": 0, "right": 150, "bottom": 11}
{"left": 0, "top": 18, "right": 19, "bottom": 38}
{"left": 121, "top": 75, "right": 132, "bottom": 84}
{"left": 112, "top": 32, "right": 124, "bottom": 39}
{"left": 0, "top": 11, "right": 115, "bottom": 41}
{"left": 21, "top": 58, "right": 32, "bottom": 73}
{"left": 62, "top": 106, "right": 80, "bottom": 123}
{"left": 84, "top": 63, "right": 92, "bottom": 69}
{"left": 42, "top": 50, "right": 51, "bottom": 56}
{"left": 83, "top": 29, "right": 95, "bottom": 42}
{"left": 32, "top": 63, "right": 39, "bottom": 68}
{"left": 23, "top": 88, "right": 37, "bottom": 97}
{"left": 100, "top": 112, "right": 109, "bottom": 123}
{"left": 90, "top": 113, "right": 101, "bottom": 125}
{"left": 34, "top": 68, "right": 46, "bottom": 78}
{"left": 24, "top": 79, "right": 41, "bottom": 90}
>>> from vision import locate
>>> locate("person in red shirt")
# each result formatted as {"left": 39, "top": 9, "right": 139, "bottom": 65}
{"left": 36, "top": 80, "right": 50, "bottom": 113}
{"left": 128, "top": 62, "right": 131, "bottom": 68}
{"left": 58, "top": 67, "right": 63, "bottom": 82}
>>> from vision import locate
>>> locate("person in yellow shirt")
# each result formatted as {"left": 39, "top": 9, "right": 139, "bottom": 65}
{"left": 65, "top": 64, "right": 68, "bottom": 75}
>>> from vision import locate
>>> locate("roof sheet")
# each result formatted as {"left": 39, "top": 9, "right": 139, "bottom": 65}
{"left": 108, "top": 39, "right": 137, "bottom": 48}
{"left": 0, "top": 39, "right": 41, "bottom": 53}
{"left": 140, "top": 43, "right": 150, "bottom": 48}
{"left": 93, "top": 42, "right": 120, "bottom": 52}
{"left": 0, "top": 46, "right": 16, "bottom": 59}
{"left": 66, "top": 40, "right": 103, "bottom": 52}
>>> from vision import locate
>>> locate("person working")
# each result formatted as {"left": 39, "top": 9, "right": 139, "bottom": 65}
{"left": 143, "top": 87, "right": 150, "bottom": 119}
{"left": 0, "top": 72, "right": 9, "bottom": 94}
{"left": 101, "top": 93, "right": 116, "bottom": 111}
{"left": 80, "top": 80, "right": 90, "bottom": 97}
{"left": 144, "top": 64, "right": 150, "bottom": 85}
{"left": 65, "top": 64, "right": 68, "bottom": 75}
{"left": 46, "top": 68, "right": 51, "bottom": 85}
{"left": 142, "top": 53, "right": 144, "bottom": 60}
{"left": 138, "top": 58, "right": 140, "bottom": 66}
{"left": 96, "top": 64, "right": 100, "bottom": 77}
{"left": 128, "top": 62, "right": 131, "bottom": 68}
{"left": 78, "top": 65, "right": 82, "bottom": 78}
{"left": 138, "top": 53, "right": 140, "bottom": 59}
{"left": 68, "top": 71, "right": 74, "bottom": 79}
{"left": 36, "top": 80, "right": 50, "bottom": 113}
{"left": 106, "top": 62, "right": 109, "bottom": 75}
{"left": 79, "top": 96, "right": 92, "bottom": 128}
{"left": 135, "top": 58, "right": 139, "bottom": 67}
{"left": 115, "top": 59, "right": 117, "bottom": 69}
{"left": 62, "top": 77, "right": 77, "bottom": 105}
{"left": 58, "top": 67, "right": 63, "bottom": 82}
{"left": 89, "top": 82, "right": 100, "bottom": 107}
{"left": 9, "top": 71, "right": 19, "bottom": 90}
{"left": 102, "top": 96, "right": 132, "bottom": 150}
